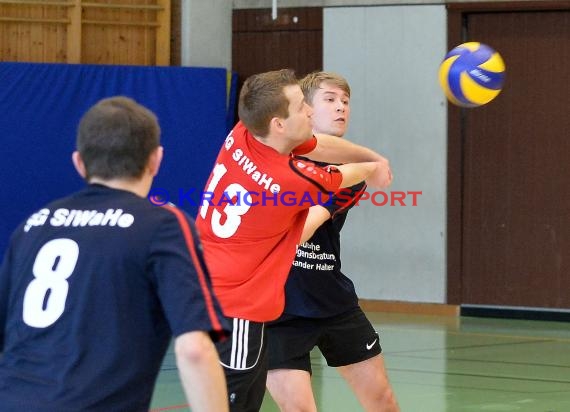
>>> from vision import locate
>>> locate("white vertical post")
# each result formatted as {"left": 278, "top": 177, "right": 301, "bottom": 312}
{"left": 181, "top": 0, "right": 191, "bottom": 66}
{"left": 272, "top": 0, "right": 277, "bottom": 20}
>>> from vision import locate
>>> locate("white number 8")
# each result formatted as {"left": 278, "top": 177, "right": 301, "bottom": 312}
{"left": 23, "top": 238, "right": 79, "bottom": 328}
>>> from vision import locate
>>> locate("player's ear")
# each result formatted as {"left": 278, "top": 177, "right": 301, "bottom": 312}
{"left": 148, "top": 146, "right": 163, "bottom": 177}
{"left": 72, "top": 151, "right": 87, "bottom": 179}
{"left": 269, "top": 116, "right": 285, "bottom": 134}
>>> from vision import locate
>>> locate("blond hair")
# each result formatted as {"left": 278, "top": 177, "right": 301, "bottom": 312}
{"left": 300, "top": 71, "right": 350, "bottom": 105}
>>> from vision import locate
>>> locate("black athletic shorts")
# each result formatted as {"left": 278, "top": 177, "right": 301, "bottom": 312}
{"left": 216, "top": 317, "right": 267, "bottom": 412}
{"left": 267, "top": 307, "right": 382, "bottom": 374}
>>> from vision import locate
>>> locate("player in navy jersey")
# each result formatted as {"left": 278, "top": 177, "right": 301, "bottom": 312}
{"left": 196, "top": 69, "right": 393, "bottom": 412}
{"left": 0, "top": 96, "right": 230, "bottom": 411}
{"left": 266, "top": 72, "right": 400, "bottom": 411}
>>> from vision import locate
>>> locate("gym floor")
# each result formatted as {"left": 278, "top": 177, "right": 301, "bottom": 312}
{"left": 150, "top": 311, "right": 570, "bottom": 411}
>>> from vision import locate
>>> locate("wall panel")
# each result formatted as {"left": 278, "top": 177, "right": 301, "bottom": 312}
{"left": 0, "top": 0, "right": 170, "bottom": 65}
{"left": 325, "top": 5, "right": 447, "bottom": 303}
{"left": 232, "top": 7, "right": 322, "bottom": 86}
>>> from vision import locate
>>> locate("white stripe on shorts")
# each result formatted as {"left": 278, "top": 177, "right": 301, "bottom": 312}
{"left": 230, "top": 318, "right": 250, "bottom": 369}
{"left": 222, "top": 318, "right": 263, "bottom": 370}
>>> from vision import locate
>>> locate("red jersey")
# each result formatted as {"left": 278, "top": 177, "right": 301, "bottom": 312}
{"left": 196, "top": 121, "right": 343, "bottom": 321}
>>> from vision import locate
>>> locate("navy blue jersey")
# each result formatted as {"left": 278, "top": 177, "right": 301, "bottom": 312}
{"left": 0, "top": 184, "right": 228, "bottom": 411}
{"left": 280, "top": 181, "right": 367, "bottom": 319}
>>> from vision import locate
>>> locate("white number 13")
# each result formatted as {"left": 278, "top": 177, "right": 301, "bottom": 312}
{"left": 200, "top": 163, "right": 251, "bottom": 239}
{"left": 23, "top": 238, "right": 79, "bottom": 328}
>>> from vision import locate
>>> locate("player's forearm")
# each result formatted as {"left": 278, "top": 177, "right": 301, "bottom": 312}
{"left": 299, "top": 206, "right": 332, "bottom": 244}
{"left": 365, "top": 158, "right": 393, "bottom": 189}
{"left": 175, "top": 332, "right": 229, "bottom": 412}
{"left": 306, "top": 133, "right": 385, "bottom": 164}
{"left": 336, "top": 162, "right": 379, "bottom": 188}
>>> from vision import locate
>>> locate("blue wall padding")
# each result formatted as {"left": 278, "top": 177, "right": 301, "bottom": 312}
{"left": 0, "top": 62, "right": 228, "bottom": 254}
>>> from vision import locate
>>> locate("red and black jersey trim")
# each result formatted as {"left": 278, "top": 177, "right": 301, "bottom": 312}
{"left": 288, "top": 157, "right": 342, "bottom": 194}
{"left": 326, "top": 182, "right": 367, "bottom": 218}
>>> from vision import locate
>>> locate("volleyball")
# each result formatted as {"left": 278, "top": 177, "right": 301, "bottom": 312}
{"left": 438, "top": 42, "right": 505, "bottom": 108}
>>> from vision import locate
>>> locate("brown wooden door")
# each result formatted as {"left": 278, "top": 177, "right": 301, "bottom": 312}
{"left": 447, "top": 5, "right": 570, "bottom": 308}
{"left": 232, "top": 7, "right": 322, "bottom": 118}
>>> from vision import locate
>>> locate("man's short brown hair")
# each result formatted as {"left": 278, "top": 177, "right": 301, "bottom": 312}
{"left": 76, "top": 96, "right": 160, "bottom": 180}
{"left": 238, "top": 69, "right": 299, "bottom": 137}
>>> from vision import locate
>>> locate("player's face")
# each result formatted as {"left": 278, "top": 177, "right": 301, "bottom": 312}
{"left": 310, "top": 82, "right": 350, "bottom": 137}
{"left": 282, "top": 84, "right": 314, "bottom": 144}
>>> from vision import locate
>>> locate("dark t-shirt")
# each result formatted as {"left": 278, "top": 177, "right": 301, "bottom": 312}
{"left": 0, "top": 184, "right": 228, "bottom": 411}
{"left": 281, "top": 180, "right": 367, "bottom": 319}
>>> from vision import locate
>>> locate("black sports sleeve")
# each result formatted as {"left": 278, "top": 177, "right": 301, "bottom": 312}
{"left": 322, "top": 181, "right": 367, "bottom": 218}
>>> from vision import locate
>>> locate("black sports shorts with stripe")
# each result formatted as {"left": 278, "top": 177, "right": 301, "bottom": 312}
{"left": 267, "top": 307, "right": 382, "bottom": 374}
{"left": 216, "top": 317, "right": 267, "bottom": 412}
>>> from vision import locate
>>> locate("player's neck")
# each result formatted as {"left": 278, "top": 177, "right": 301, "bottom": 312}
{"left": 88, "top": 176, "right": 151, "bottom": 198}
{"left": 252, "top": 134, "right": 299, "bottom": 155}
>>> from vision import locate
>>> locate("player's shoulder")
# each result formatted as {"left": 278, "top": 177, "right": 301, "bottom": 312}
{"left": 52, "top": 185, "right": 170, "bottom": 221}
{"left": 224, "top": 121, "right": 248, "bottom": 146}
{"left": 19, "top": 185, "right": 193, "bottom": 235}
{"left": 128, "top": 198, "right": 197, "bottom": 237}
{"left": 233, "top": 120, "right": 247, "bottom": 134}
{"left": 152, "top": 202, "right": 196, "bottom": 229}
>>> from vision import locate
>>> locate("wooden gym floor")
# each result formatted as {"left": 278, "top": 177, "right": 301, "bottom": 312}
{"left": 150, "top": 308, "right": 570, "bottom": 411}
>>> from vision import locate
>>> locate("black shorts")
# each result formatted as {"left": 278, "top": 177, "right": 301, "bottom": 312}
{"left": 215, "top": 317, "right": 267, "bottom": 412}
{"left": 267, "top": 307, "right": 382, "bottom": 374}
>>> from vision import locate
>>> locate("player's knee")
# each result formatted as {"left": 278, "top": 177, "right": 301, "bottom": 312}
{"left": 267, "top": 383, "right": 316, "bottom": 412}
{"left": 376, "top": 385, "right": 399, "bottom": 412}
{"left": 280, "top": 392, "right": 317, "bottom": 412}
{"left": 267, "top": 369, "right": 317, "bottom": 412}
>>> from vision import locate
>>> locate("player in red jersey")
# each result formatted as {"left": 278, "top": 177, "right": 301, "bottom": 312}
{"left": 196, "top": 69, "right": 392, "bottom": 412}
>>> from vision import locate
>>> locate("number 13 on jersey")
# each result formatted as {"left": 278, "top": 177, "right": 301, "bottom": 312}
{"left": 200, "top": 163, "right": 251, "bottom": 239}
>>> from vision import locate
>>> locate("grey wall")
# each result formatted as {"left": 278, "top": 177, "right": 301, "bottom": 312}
{"left": 181, "top": 0, "right": 232, "bottom": 69}
{"left": 324, "top": 5, "right": 448, "bottom": 303}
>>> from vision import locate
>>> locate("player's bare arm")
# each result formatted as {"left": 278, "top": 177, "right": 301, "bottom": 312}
{"left": 299, "top": 205, "right": 332, "bottom": 244}
{"left": 364, "top": 157, "right": 393, "bottom": 189}
{"left": 302, "top": 134, "right": 393, "bottom": 188}
{"left": 175, "top": 331, "right": 229, "bottom": 412}
{"left": 337, "top": 161, "right": 388, "bottom": 189}
{"left": 305, "top": 133, "right": 384, "bottom": 164}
